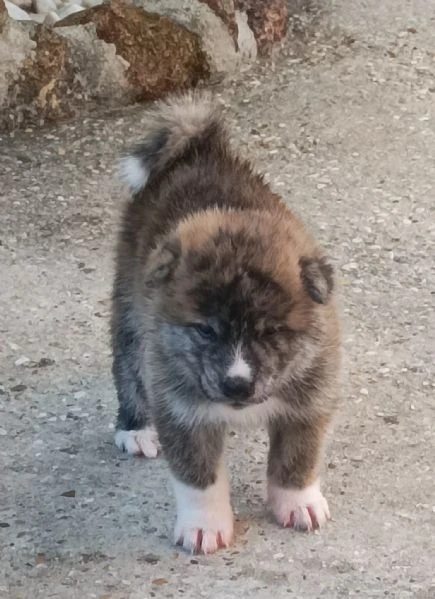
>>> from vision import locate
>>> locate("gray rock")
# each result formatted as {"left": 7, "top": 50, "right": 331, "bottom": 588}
{"left": 8, "top": 0, "right": 32, "bottom": 10}
{"left": 235, "top": 9, "right": 256, "bottom": 60}
{"left": 56, "top": 2, "right": 84, "bottom": 19}
{"left": 55, "top": 22, "right": 130, "bottom": 103}
{"left": 135, "top": 0, "right": 253, "bottom": 74}
{"left": 28, "top": 11, "right": 45, "bottom": 22}
{"left": 33, "top": 0, "right": 57, "bottom": 14}
{"left": 43, "top": 9, "right": 59, "bottom": 24}
{"left": 0, "top": 18, "right": 35, "bottom": 112}
{"left": 55, "top": 0, "right": 210, "bottom": 103}
{"left": 5, "top": 0, "right": 32, "bottom": 19}
{"left": 82, "top": 0, "right": 103, "bottom": 7}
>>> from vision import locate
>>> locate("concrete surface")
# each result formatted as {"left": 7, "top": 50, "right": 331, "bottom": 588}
{"left": 0, "top": 1, "right": 434, "bottom": 597}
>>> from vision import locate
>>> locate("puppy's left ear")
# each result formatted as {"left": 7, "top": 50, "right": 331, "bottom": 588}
{"left": 145, "top": 237, "right": 181, "bottom": 287}
{"left": 299, "top": 256, "right": 334, "bottom": 304}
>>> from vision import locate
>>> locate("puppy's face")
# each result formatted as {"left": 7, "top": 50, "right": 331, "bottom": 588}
{"left": 145, "top": 220, "right": 333, "bottom": 409}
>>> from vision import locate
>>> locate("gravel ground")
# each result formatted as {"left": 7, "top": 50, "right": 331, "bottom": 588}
{"left": 1, "top": 1, "right": 434, "bottom": 597}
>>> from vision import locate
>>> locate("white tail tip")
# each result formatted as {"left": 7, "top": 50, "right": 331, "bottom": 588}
{"left": 119, "top": 155, "right": 149, "bottom": 192}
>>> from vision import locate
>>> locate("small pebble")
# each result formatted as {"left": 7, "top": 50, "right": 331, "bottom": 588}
{"left": 15, "top": 356, "right": 30, "bottom": 366}
{"left": 11, "top": 384, "right": 27, "bottom": 392}
{"left": 61, "top": 490, "right": 76, "bottom": 498}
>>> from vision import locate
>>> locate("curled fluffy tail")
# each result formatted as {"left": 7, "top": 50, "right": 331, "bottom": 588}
{"left": 119, "top": 92, "right": 222, "bottom": 192}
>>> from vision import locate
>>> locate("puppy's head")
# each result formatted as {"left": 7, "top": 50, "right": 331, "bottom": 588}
{"left": 144, "top": 210, "right": 334, "bottom": 408}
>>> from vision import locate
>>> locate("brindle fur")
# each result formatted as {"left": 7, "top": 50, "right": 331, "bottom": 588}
{"left": 111, "top": 92, "right": 340, "bottom": 498}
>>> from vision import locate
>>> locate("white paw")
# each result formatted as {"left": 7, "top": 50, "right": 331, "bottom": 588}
{"left": 268, "top": 480, "right": 331, "bottom": 531}
{"left": 172, "top": 466, "right": 234, "bottom": 554}
{"left": 114, "top": 426, "right": 161, "bottom": 458}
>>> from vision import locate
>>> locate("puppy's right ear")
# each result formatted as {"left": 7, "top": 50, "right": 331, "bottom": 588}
{"left": 299, "top": 255, "right": 334, "bottom": 304}
{"left": 145, "top": 237, "right": 181, "bottom": 286}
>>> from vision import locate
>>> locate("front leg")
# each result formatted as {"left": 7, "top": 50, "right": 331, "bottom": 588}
{"left": 267, "top": 417, "right": 331, "bottom": 531}
{"left": 157, "top": 417, "right": 233, "bottom": 554}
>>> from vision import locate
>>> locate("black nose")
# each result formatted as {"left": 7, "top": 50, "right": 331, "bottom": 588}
{"left": 221, "top": 376, "right": 254, "bottom": 399}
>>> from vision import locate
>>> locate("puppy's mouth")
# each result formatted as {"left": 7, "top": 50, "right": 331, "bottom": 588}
{"left": 227, "top": 395, "right": 265, "bottom": 409}
{"left": 199, "top": 376, "right": 262, "bottom": 408}
{"left": 228, "top": 400, "right": 252, "bottom": 410}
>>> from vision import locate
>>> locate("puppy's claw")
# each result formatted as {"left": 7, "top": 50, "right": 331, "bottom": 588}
{"left": 176, "top": 527, "right": 232, "bottom": 555}
{"left": 268, "top": 480, "right": 331, "bottom": 532}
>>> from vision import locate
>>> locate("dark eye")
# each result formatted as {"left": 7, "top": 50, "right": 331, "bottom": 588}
{"left": 262, "top": 325, "right": 290, "bottom": 338}
{"left": 193, "top": 324, "right": 217, "bottom": 341}
{"left": 263, "top": 326, "right": 279, "bottom": 337}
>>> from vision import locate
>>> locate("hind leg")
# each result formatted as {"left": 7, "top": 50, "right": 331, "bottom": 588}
{"left": 112, "top": 325, "right": 160, "bottom": 458}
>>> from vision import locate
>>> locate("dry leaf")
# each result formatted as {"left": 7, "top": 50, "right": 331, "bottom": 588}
{"left": 152, "top": 578, "right": 169, "bottom": 586}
